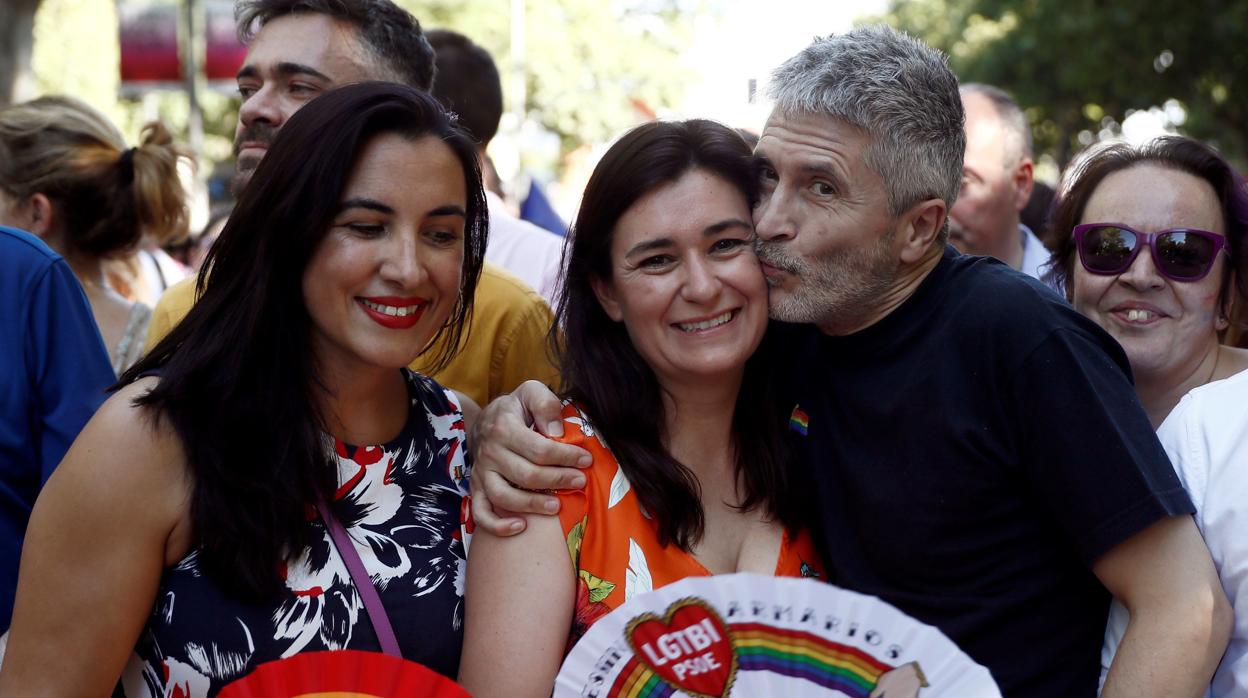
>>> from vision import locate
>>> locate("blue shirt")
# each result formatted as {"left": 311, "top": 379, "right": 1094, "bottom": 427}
{"left": 0, "top": 226, "right": 114, "bottom": 632}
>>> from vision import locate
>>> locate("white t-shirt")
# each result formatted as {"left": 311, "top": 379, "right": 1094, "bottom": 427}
{"left": 484, "top": 191, "right": 565, "bottom": 306}
{"left": 1101, "top": 367, "right": 1248, "bottom": 697}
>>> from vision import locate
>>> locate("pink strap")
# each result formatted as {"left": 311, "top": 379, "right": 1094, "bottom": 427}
{"left": 316, "top": 498, "right": 402, "bottom": 657}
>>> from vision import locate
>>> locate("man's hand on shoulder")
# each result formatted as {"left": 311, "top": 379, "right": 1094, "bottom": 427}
{"left": 469, "top": 380, "right": 592, "bottom": 536}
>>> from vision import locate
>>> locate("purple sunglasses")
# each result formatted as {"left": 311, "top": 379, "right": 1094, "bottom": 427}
{"left": 1073, "top": 223, "right": 1228, "bottom": 282}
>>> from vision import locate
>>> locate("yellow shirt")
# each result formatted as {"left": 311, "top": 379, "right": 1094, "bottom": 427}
{"left": 145, "top": 263, "right": 559, "bottom": 406}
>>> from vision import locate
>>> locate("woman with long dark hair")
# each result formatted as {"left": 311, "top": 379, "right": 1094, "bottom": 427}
{"left": 0, "top": 82, "right": 487, "bottom": 696}
{"left": 458, "top": 120, "right": 827, "bottom": 696}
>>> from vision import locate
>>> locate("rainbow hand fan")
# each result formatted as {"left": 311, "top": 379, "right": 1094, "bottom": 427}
{"left": 217, "top": 649, "right": 470, "bottom": 698}
{"left": 555, "top": 573, "right": 999, "bottom": 698}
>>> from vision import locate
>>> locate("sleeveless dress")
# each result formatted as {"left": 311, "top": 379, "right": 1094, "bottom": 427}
{"left": 120, "top": 370, "right": 470, "bottom": 697}
{"left": 548, "top": 402, "right": 825, "bottom": 650}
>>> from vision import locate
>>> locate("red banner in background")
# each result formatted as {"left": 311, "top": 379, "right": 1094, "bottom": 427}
{"left": 204, "top": 3, "right": 246, "bottom": 81}
{"left": 119, "top": 2, "right": 245, "bottom": 86}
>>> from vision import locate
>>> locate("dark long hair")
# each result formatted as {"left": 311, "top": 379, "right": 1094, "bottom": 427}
{"left": 1047, "top": 136, "right": 1248, "bottom": 320}
{"left": 553, "top": 119, "right": 802, "bottom": 550}
{"left": 120, "top": 82, "right": 487, "bottom": 599}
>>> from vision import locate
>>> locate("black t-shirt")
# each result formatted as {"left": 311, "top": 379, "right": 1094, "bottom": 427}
{"left": 775, "top": 246, "right": 1193, "bottom": 697}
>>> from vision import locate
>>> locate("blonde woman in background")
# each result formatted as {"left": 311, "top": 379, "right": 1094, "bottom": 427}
{"left": 0, "top": 96, "right": 189, "bottom": 374}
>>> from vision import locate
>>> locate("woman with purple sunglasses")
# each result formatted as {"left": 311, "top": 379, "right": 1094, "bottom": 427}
{"left": 1047, "top": 135, "right": 1248, "bottom": 695}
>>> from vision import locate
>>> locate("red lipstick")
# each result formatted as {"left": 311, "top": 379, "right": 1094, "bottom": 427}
{"left": 357, "top": 296, "right": 426, "bottom": 330}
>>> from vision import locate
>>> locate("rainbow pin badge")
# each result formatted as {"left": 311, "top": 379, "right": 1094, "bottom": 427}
{"left": 788, "top": 406, "right": 808, "bottom": 436}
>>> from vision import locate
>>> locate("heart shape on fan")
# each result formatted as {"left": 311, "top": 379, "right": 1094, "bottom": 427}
{"left": 625, "top": 597, "right": 738, "bottom": 698}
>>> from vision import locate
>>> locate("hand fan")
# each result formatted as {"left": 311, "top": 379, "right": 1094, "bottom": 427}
{"left": 555, "top": 573, "right": 1000, "bottom": 698}
{"left": 218, "top": 649, "right": 470, "bottom": 698}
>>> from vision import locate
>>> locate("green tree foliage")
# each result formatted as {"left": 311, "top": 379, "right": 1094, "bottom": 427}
{"left": 872, "top": 0, "right": 1248, "bottom": 169}
{"left": 32, "top": 0, "right": 120, "bottom": 116}
{"left": 410, "top": 0, "right": 695, "bottom": 152}
{"left": 0, "top": 0, "right": 42, "bottom": 107}
{"left": 21, "top": 0, "right": 694, "bottom": 187}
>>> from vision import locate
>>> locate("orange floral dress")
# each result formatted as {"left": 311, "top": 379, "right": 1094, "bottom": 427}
{"left": 552, "top": 402, "right": 825, "bottom": 651}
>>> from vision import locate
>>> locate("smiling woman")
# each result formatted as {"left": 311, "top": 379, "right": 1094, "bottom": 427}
{"left": 303, "top": 133, "right": 468, "bottom": 388}
{"left": 1047, "top": 137, "right": 1248, "bottom": 694}
{"left": 0, "top": 83, "right": 487, "bottom": 697}
{"left": 1048, "top": 136, "right": 1248, "bottom": 428}
{"left": 591, "top": 167, "right": 768, "bottom": 388}
{"left": 457, "top": 120, "right": 833, "bottom": 698}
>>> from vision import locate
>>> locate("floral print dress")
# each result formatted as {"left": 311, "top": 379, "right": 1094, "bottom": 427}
{"left": 550, "top": 402, "right": 824, "bottom": 651}
{"left": 121, "top": 370, "right": 470, "bottom": 697}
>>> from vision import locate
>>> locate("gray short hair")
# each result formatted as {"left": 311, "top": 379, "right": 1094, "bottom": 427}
{"left": 961, "top": 83, "right": 1032, "bottom": 164}
{"left": 769, "top": 25, "right": 964, "bottom": 218}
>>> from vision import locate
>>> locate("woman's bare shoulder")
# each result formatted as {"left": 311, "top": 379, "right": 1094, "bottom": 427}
{"left": 77, "top": 377, "right": 184, "bottom": 467}
{"left": 45, "top": 376, "right": 193, "bottom": 560}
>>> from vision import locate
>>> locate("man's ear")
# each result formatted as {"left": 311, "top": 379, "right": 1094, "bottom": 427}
{"left": 1013, "top": 158, "right": 1035, "bottom": 212}
{"left": 896, "top": 197, "right": 947, "bottom": 264}
{"left": 590, "top": 274, "right": 623, "bottom": 322}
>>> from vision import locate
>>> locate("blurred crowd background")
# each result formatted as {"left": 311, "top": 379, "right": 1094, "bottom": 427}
{"left": 3, "top": 0, "right": 1244, "bottom": 240}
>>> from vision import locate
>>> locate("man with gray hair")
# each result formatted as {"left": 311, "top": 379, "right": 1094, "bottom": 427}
{"left": 467, "top": 25, "right": 1230, "bottom": 697}
{"left": 948, "top": 83, "right": 1048, "bottom": 277}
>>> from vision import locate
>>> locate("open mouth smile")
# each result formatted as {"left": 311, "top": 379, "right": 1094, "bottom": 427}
{"left": 357, "top": 296, "right": 427, "bottom": 329}
{"left": 675, "top": 310, "right": 736, "bottom": 333}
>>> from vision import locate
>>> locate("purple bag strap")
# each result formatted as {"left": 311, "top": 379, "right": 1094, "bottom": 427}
{"left": 316, "top": 498, "right": 402, "bottom": 657}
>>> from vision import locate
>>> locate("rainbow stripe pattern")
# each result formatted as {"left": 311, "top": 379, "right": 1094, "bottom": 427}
{"left": 607, "top": 662, "right": 677, "bottom": 698}
{"left": 788, "top": 406, "right": 809, "bottom": 436}
{"left": 735, "top": 622, "right": 891, "bottom": 696}
{"left": 607, "top": 622, "right": 892, "bottom": 698}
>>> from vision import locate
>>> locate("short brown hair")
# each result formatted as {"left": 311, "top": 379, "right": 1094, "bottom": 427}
{"left": 236, "top": 0, "right": 435, "bottom": 90}
{"left": 1047, "top": 136, "right": 1248, "bottom": 320}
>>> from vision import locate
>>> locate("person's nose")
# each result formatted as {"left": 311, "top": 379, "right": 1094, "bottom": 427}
{"left": 238, "top": 84, "right": 283, "bottom": 131}
{"left": 380, "top": 232, "right": 428, "bottom": 290}
{"left": 1117, "top": 241, "right": 1166, "bottom": 292}
{"left": 680, "top": 255, "right": 722, "bottom": 305}
{"left": 754, "top": 186, "right": 795, "bottom": 243}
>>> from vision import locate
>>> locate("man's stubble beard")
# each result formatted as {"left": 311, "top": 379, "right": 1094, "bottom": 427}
{"left": 230, "top": 164, "right": 257, "bottom": 198}
{"left": 231, "top": 121, "right": 277, "bottom": 197}
{"left": 757, "top": 229, "right": 898, "bottom": 332}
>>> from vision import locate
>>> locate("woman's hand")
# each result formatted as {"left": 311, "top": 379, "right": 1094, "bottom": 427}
{"left": 469, "top": 380, "right": 591, "bottom": 535}
{"left": 0, "top": 379, "right": 191, "bottom": 697}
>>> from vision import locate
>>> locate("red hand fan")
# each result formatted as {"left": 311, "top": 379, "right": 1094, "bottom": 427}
{"left": 218, "top": 650, "right": 470, "bottom": 698}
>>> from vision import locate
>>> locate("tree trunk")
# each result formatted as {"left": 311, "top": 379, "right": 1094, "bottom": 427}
{"left": 0, "top": 0, "right": 41, "bottom": 107}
